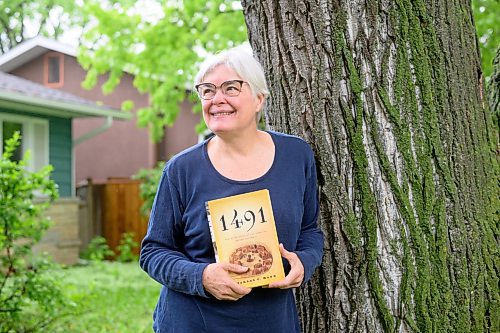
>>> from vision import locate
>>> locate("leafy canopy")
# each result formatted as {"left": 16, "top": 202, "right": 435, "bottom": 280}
{"left": 78, "top": 0, "right": 247, "bottom": 142}
{"left": 0, "top": 0, "right": 83, "bottom": 54}
{"left": 472, "top": 0, "right": 500, "bottom": 81}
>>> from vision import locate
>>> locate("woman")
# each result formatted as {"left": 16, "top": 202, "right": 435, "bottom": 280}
{"left": 140, "top": 46, "right": 324, "bottom": 333}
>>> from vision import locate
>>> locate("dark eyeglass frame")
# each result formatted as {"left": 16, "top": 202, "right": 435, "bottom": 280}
{"left": 195, "top": 80, "right": 246, "bottom": 100}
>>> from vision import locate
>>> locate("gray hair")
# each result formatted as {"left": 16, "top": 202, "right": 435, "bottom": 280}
{"left": 194, "top": 45, "right": 270, "bottom": 99}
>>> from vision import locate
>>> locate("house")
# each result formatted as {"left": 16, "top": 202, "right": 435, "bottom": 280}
{"left": 0, "top": 36, "right": 201, "bottom": 184}
{"left": 0, "top": 71, "right": 130, "bottom": 264}
{"left": 0, "top": 37, "right": 203, "bottom": 260}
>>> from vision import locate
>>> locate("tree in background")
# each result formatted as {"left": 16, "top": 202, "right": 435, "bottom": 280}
{"left": 472, "top": 0, "right": 499, "bottom": 124}
{"left": 242, "top": 0, "right": 498, "bottom": 332}
{"left": 489, "top": 48, "right": 499, "bottom": 127}
{"left": 472, "top": 0, "right": 500, "bottom": 81}
{"left": 0, "top": 0, "right": 83, "bottom": 54}
{"left": 77, "top": 0, "right": 247, "bottom": 141}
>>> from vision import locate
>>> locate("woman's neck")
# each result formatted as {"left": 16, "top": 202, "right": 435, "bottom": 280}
{"left": 207, "top": 129, "right": 275, "bottom": 181}
{"left": 211, "top": 129, "right": 265, "bottom": 156}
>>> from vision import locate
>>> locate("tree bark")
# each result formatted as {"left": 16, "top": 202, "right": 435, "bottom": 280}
{"left": 241, "top": 0, "right": 499, "bottom": 332}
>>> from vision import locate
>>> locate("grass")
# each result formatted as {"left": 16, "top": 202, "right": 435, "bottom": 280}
{"left": 51, "top": 261, "right": 160, "bottom": 333}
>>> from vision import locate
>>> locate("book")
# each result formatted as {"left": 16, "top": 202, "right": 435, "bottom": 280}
{"left": 205, "top": 189, "right": 285, "bottom": 288}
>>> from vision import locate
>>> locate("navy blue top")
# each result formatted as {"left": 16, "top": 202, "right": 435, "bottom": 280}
{"left": 140, "top": 131, "right": 324, "bottom": 333}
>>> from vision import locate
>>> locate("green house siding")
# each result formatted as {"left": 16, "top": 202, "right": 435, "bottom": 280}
{"left": 49, "top": 118, "right": 72, "bottom": 197}
{"left": 0, "top": 108, "right": 73, "bottom": 197}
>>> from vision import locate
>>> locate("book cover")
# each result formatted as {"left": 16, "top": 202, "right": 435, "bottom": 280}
{"left": 205, "top": 189, "right": 285, "bottom": 288}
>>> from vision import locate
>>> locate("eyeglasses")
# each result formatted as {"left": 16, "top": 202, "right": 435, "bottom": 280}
{"left": 195, "top": 80, "right": 246, "bottom": 100}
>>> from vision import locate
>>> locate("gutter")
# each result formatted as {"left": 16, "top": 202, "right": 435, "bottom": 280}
{"left": 73, "top": 115, "right": 113, "bottom": 146}
{"left": 0, "top": 90, "right": 131, "bottom": 119}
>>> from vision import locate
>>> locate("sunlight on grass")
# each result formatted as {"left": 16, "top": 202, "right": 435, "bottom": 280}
{"left": 52, "top": 261, "right": 160, "bottom": 333}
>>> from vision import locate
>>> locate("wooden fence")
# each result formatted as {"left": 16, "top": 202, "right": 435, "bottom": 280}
{"left": 77, "top": 178, "right": 149, "bottom": 256}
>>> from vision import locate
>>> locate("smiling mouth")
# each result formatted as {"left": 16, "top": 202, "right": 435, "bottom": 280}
{"left": 211, "top": 111, "right": 235, "bottom": 117}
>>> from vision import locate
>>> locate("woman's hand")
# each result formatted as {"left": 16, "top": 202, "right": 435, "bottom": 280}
{"left": 202, "top": 263, "right": 251, "bottom": 301}
{"left": 268, "top": 244, "right": 304, "bottom": 289}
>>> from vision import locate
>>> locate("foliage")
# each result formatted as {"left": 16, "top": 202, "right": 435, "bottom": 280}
{"left": 82, "top": 233, "right": 139, "bottom": 262}
{"left": 133, "top": 161, "right": 165, "bottom": 215}
{"left": 0, "top": 132, "right": 72, "bottom": 332}
{"left": 80, "top": 236, "right": 114, "bottom": 262}
{"left": 0, "top": 0, "right": 84, "bottom": 54}
{"left": 472, "top": 0, "right": 500, "bottom": 81}
{"left": 116, "top": 232, "right": 139, "bottom": 262}
{"left": 78, "top": 0, "right": 247, "bottom": 142}
{"left": 489, "top": 48, "right": 499, "bottom": 124}
{"left": 48, "top": 262, "right": 160, "bottom": 332}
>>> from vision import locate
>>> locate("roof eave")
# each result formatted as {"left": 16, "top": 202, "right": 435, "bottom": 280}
{"left": 0, "top": 90, "right": 131, "bottom": 120}
{"left": 0, "top": 36, "right": 77, "bottom": 72}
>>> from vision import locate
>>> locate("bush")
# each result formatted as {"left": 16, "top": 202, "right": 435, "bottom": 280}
{"left": 133, "top": 161, "right": 165, "bottom": 216}
{"left": 116, "top": 232, "right": 139, "bottom": 262}
{"left": 80, "top": 236, "right": 114, "bottom": 262}
{"left": 0, "top": 132, "right": 73, "bottom": 332}
{"left": 82, "top": 233, "right": 139, "bottom": 263}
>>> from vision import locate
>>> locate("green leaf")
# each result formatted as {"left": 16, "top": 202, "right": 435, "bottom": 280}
{"left": 77, "top": 0, "right": 247, "bottom": 142}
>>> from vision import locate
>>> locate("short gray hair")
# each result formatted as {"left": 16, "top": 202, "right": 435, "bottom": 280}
{"left": 194, "top": 45, "right": 270, "bottom": 99}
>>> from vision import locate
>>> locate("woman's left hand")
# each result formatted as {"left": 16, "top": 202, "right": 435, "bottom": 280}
{"left": 268, "top": 244, "right": 304, "bottom": 289}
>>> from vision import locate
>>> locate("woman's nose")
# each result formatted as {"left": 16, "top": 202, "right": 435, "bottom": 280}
{"left": 211, "top": 88, "right": 227, "bottom": 104}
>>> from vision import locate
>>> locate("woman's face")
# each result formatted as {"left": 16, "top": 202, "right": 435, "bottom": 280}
{"left": 200, "top": 65, "right": 264, "bottom": 136}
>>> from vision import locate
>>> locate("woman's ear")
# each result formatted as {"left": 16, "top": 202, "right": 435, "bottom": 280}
{"left": 255, "top": 93, "right": 265, "bottom": 113}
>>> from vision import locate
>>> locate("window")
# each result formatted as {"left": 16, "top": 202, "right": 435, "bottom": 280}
{"left": 44, "top": 52, "right": 64, "bottom": 88}
{"left": 0, "top": 114, "right": 49, "bottom": 172}
{"left": 2, "top": 120, "right": 23, "bottom": 162}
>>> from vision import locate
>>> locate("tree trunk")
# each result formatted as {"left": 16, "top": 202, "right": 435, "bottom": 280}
{"left": 241, "top": 1, "right": 499, "bottom": 332}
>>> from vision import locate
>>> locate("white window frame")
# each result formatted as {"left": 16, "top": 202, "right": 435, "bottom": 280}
{"left": 0, "top": 113, "right": 49, "bottom": 173}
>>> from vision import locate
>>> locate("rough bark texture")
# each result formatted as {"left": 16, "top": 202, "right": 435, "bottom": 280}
{"left": 241, "top": 1, "right": 499, "bottom": 332}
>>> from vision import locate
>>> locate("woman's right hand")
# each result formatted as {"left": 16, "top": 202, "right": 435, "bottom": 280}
{"left": 202, "top": 263, "right": 251, "bottom": 301}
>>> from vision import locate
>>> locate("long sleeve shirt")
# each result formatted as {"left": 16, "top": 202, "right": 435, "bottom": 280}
{"left": 140, "top": 131, "right": 324, "bottom": 333}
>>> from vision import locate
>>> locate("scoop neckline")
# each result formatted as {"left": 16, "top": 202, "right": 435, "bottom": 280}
{"left": 202, "top": 131, "right": 278, "bottom": 185}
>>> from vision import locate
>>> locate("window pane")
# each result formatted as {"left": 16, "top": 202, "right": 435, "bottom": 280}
{"left": 48, "top": 56, "right": 60, "bottom": 83}
{"left": 2, "top": 121, "right": 23, "bottom": 162}
{"left": 33, "top": 122, "right": 48, "bottom": 171}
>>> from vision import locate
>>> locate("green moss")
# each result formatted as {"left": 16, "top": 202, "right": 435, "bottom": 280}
{"left": 367, "top": 91, "right": 433, "bottom": 330}
{"left": 340, "top": 42, "right": 395, "bottom": 331}
{"left": 379, "top": 0, "right": 464, "bottom": 331}
{"left": 328, "top": 0, "right": 498, "bottom": 331}
{"left": 342, "top": 211, "right": 363, "bottom": 257}
{"left": 385, "top": 0, "right": 500, "bottom": 331}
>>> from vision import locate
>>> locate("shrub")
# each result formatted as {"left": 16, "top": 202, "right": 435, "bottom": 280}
{"left": 80, "top": 236, "right": 114, "bottom": 262}
{"left": 81, "top": 233, "right": 139, "bottom": 263}
{"left": 0, "top": 132, "right": 73, "bottom": 332}
{"left": 133, "top": 161, "right": 165, "bottom": 216}
{"left": 116, "top": 232, "right": 139, "bottom": 262}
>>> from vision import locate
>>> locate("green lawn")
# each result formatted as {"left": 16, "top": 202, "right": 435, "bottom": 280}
{"left": 52, "top": 261, "right": 160, "bottom": 333}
